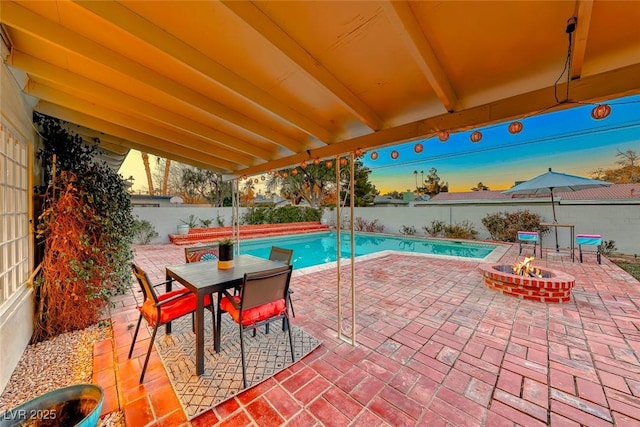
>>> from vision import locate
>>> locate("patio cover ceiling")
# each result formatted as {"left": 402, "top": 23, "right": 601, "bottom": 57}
{"left": 1, "top": 1, "right": 639, "bottom": 177}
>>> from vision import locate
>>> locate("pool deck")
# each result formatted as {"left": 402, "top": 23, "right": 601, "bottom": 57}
{"left": 101, "top": 242, "right": 640, "bottom": 426}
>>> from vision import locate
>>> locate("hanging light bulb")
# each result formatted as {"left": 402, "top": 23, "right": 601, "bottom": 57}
{"left": 242, "top": 175, "right": 247, "bottom": 180}
{"left": 370, "top": 151, "right": 378, "bottom": 160}
{"left": 325, "top": 160, "right": 333, "bottom": 168}
{"left": 291, "top": 168, "right": 298, "bottom": 176}
{"left": 354, "top": 147, "right": 363, "bottom": 157}
{"left": 470, "top": 131, "right": 482, "bottom": 143}
{"left": 301, "top": 160, "right": 307, "bottom": 169}
{"left": 340, "top": 158, "right": 347, "bottom": 166}
{"left": 313, "top": 157, "right": 320, "bottom": 165}
{"left": 414, "top": 143, "right": 423, "bottom": 153}
{"left": 391, "top": 150, "right": 399, "bottom": 159}
{"left": 508, "top": 121, "right": 523, "bottom": 134}
{"left": 267, "top": 169, "right": 272, "bottom": 175}
{"left": 438, "top": 131, "right": 450, "bottom": 142}
{"left": 274, "top": 172, "right": 280, "bottom": 177}
{"left": 282, "top": 171, "right": 288, "bottom": 178}
{"left": 591, "top": 104, "right": 611, "bottom": 120}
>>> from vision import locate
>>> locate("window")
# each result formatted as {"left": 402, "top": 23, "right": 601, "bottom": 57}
{"left": 0, "top": 122, "right": 30, "bottom": 306}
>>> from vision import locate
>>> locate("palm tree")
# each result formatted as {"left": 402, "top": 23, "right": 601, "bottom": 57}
{"left": 141, "top": 152, "right": 154, "bottom": 195}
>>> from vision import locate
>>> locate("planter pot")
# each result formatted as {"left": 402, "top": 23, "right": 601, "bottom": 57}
{"left": 0, "top": 383, "right": 104, "bottom": 427}
{"left": 218, "top": 244, "right": 234, "bottom": 269}
{"left": 176, "top": 224, "right": 189, "bottom": 235}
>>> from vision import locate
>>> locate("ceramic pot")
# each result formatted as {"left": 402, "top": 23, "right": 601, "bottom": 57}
{"left": 0, "top": 383, "right": 104, "bottom": 427}
{"left": 218, "top": 244, "right": 234, "bottom": 269}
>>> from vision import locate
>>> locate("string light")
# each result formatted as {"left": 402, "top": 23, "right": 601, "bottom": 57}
{"left": 591, "top": 104, "right": 611, "bottom": 120}
{"left": 508, "top": 121, "right": 523, "bottom": 134}
{"left": 470, "top": 131, "right": 482, "bottom": 143}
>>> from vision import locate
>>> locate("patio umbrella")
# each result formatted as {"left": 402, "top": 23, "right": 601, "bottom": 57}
{"left": 503, "top": 168, "right": 610, "bottom": 250}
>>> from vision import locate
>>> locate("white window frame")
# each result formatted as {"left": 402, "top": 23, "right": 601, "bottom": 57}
{"left": 0, "top": 121, "right": 30, "bottom": 309}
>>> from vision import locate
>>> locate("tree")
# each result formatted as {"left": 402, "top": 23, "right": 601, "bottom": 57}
{"left": 591, "top": 149, "right": 640, "bottom": 183}
{"left": 266, "top": 156, "right": 378, "bottom": 207}
{"left": 33, "top": 112, "right": 134, "bottom": 341}
{"left": 382, "top": 190, "right": 404, "bottom": 199}
{"left": 180, "top": 167, "right": 232, "bottom": 206}
{"left": 240, "top": 179, "right": 256, "bottom": 206}
{"left": 471, "top": 182, "right": 490, "bottom": 191}
{"left": 149, "top": 161, "right": 231, "bottom": 206}
{"left": 423, "top": 168, "right": 448, "bottom": 196}
{"left": 339, "top": 158, "right": 378, "bottom": 206}
{"left": 266, "top": 163, "right": 337, "bottom": 208}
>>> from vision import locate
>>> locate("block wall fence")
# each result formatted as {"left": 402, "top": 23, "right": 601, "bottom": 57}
{"left": 134, "top": 201, "right": 639, "bottom": 255}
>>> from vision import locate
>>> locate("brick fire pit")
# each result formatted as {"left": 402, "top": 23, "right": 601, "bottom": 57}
{"left": 478, "top": 263, "right": 575, "bottom": 303}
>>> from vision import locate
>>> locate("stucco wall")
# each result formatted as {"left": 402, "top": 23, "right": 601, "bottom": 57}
{"left": 135, "top": 201, "right": 639, "bottom": 254}
{"left": 0, "top": 59, "right": 36, "bottom": 394}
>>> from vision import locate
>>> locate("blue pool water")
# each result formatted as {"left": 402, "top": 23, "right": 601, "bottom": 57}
{"left": 239, "top": 232, "right": 496, "bottom": 269}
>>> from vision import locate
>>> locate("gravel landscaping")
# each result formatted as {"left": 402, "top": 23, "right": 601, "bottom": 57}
{"left": 0, "top": 324, "right": 125, "bottom": 426}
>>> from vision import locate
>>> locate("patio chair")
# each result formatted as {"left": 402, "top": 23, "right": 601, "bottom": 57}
{"left": 269, "top": 246, "right": 295, "bottom": 317}
{"left": 128, "top": 263, "right": 214, "bottom": 383}
{"left": 517, "top": 231, "right": 539, "bottom": 257}
{"left": 216, "top": 264, "right": 294, "bottom": 388}
{"left": 576, "top": 234, "right": 602, "bottom": 264}
{"left": 184, "top": 243, "right": 219, "bottom": 263}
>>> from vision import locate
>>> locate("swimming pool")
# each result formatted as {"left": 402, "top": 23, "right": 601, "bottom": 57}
{"left": 239, "top": 232, "right": 498, "bottom": 269}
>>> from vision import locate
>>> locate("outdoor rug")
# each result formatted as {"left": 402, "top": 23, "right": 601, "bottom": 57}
{"left": 154, "top": 314, "right": 320, "bottom": 419}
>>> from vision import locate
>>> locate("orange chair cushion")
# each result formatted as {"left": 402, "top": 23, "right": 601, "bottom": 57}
{"left": 140, "top": 289, "right": 212, "bottom": 327}
{"left": 186, "top": 249, "right": 218, "bottom": 262}
{"left": 219, "top": 296, "right": 286, "bottom": 327}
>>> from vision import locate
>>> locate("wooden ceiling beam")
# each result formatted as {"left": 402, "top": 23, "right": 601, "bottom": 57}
{"left": 382, "top": 1, "right": 459, "bottom": 112}
{"left": 73, "top": 0, "right": 330, "bottom": 147}
{"left": 571, "top": 0, "right": 594, "bottom": 80}
{"left": 237, "top": 63, "right": 640, "bottom": 176}
{"left": 35, "top": 101, "right": 236, "bottom": 173}
{"left": 27, "top": 81, "right": 258, "bottom": 167}
{"left": 221, "top": 0, "right": 384, "bottom": 132}
{"left": 1, "top": 1, "right": 304, "bottom": 151}
{"left": 11, "top": 51, "right": 274, "bottom": 162}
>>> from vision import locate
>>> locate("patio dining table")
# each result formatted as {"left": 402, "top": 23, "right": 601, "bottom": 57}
{"left": 165, "top": 254, "right": 285, "bottom": 376}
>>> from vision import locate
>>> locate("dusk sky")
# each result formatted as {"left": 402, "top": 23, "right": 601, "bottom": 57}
{"left": 121, "top": 94, "right": 640, "bottom": 194}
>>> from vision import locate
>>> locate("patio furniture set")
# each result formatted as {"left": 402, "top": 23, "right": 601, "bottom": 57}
{"left": 517, "top": 230, "right": 602, "bottom": 264}
{"left": 128, "top": 244, "right": 296, "bottom": 386}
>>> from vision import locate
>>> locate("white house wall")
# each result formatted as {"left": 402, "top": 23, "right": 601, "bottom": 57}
{"left": 0, "top": 56, "right": 35, "bottom": 394}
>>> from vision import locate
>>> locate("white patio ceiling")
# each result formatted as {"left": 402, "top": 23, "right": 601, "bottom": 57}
{"left": 1, "top": 0, "right": 639, "bottom": 177}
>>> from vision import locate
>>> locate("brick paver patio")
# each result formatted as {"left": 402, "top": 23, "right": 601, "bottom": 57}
{"left": 96, "top": 242, "right": 640, "bottom": 426}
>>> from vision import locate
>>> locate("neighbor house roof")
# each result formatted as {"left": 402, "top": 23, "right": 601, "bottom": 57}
{"left": 430, "top": 191, "right": 512, "bottom": 202}
{"left": 556, "top": 183, "right": 640, "bottom": 200}
{"left": 429, "top": 183, "right": 640, "bottom": 202}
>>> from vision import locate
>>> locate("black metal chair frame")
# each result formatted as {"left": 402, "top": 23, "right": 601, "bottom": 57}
{"left": 216, "top": 264, "right": 295, "bottom": 388}
{"left": 128, "top": 263, "right": 214, "bottom": 383}
{"left": 269, "top": 246, "right": 295, "bottom": 317}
